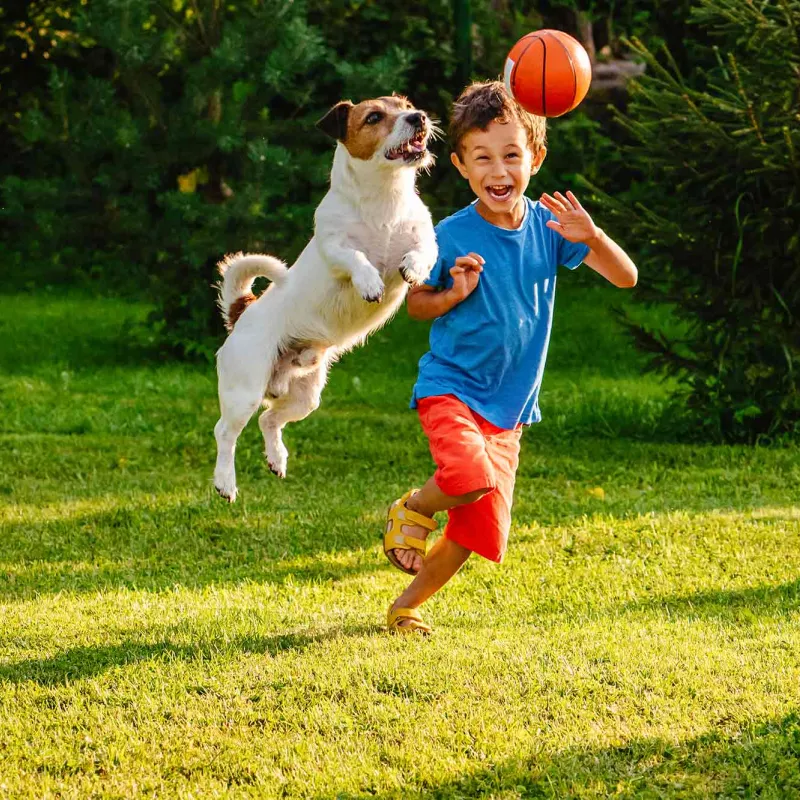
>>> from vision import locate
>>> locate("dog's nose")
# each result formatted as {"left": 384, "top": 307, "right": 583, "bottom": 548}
{"left": 407, "top": 112, "right": 426, "bottom": 128}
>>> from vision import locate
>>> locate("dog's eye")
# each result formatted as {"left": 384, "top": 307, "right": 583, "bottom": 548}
{"left": 365, "top": 112, "right": 383, "bottom": 125}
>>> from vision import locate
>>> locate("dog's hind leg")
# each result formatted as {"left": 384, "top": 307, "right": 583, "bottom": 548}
{"left": 258, "top": 361, "right": 329, "bottom": 478}
{"left": 266, "top": 351, "right": 295, "bottom": 399}
{"left": 267, "top": 345, "right": 326, "bottom": 399}
{"left": 214, "top": 399, "right": 261, "bottom": 502}
{"left": 214, "top": 337, "right": 275, "bottom": 501}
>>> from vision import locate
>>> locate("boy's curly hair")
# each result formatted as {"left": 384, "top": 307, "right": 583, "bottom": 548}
{"left": 449, "top": 80, "right": 546, "bottom": 160}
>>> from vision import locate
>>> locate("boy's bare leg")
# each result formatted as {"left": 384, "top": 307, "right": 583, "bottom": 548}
{"left": 392, "top": 476, "right": 489, "bottom": 573}
{"left": 390, "top": 535, "right": 471, "bottom": 628}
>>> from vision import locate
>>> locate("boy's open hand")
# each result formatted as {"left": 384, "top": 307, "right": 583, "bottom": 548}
{"left": 540, "top": 191, "right": 600, "bottom": 244}
{"left": 448, "top": 252, "right": 484, "bottom": 302}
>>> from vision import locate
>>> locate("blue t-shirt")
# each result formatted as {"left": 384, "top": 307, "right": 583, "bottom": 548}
{"left": 410, "top": 198, "right": 590, "bottom": 429}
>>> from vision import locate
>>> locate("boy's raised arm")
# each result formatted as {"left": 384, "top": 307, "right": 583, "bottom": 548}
{"left": 407, "top": 253, "right": 485, "bottom": 320}
{"left": 582, "top": 230, "right": 638, "bottom": 289}
{"left": 540, "top": 191, "right": 638, "bottom": 289}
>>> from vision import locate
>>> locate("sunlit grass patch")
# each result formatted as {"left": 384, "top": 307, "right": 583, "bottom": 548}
{"left": 1, "top": 285, "right": 798, "bottom": 797}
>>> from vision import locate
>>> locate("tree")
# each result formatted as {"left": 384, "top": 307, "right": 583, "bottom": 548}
{"left": 1, "top": 0, "right": 489, "bottom": 355}
{"left": 592, "top": 0, "right": 800, "bottom": 442}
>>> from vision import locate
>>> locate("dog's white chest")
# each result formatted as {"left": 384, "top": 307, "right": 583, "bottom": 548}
{"left": 349, "top": 219, "right": 418, "bottom": 273}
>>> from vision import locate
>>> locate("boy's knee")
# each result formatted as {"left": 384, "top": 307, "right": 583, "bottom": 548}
{"left": 437, "top": 452, "right": 497, "bottom": 504}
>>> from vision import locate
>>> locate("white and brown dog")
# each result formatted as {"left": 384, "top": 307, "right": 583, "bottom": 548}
{"left": 213, "top": 95, "right": 438, "bottom": 501}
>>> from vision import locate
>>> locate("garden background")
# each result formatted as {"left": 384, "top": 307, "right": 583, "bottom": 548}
{"left": 1, "top": 0, "right": 799, "bottom": 796}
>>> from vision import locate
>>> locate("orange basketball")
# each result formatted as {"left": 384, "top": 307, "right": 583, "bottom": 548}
{"left": 504, "top": 30, "right": 592, "bottom": 117}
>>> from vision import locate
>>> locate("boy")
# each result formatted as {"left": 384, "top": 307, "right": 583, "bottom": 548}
{"left": 383, "top": 81, "right": 638, "bottom": 634}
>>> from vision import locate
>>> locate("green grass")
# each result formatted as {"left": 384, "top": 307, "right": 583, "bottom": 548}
{"left": 1, "top": 283, "right": 799, "bottom": 798}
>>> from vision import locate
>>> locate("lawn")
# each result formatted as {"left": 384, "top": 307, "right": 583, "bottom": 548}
{"left": 1, "top": 282, "right": 799, "bottom": 798}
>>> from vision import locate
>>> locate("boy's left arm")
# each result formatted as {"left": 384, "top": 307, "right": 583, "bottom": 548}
{"left": 540, "top": 191, "right": 638, "bottom": 288}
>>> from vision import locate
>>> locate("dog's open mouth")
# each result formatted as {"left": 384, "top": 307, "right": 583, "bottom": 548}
{"left": 385, "top": 128, "right": 428, "bottom": 162}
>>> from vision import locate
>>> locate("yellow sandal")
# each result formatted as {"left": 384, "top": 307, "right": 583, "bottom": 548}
{"left": 387, "top": 605, "right": 432, "bottom": 635}
{"left": 384, "top": 489, "right": 437, "bottom": 575}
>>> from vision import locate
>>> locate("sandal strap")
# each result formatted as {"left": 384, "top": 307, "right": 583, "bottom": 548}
{"left": 385, "top": 530, "right": 427, "bottom": 552}
{"left": 394, "top": 505, "right": 438, "bottom": 532}
{"left": 383, "top": 491, "right": 439, "bottom": 575}
{"left": 390, "top": 490, "right": 437, "bottom": 532}
{"left": 387, "top": 606, "right": 430, "bottom": 632}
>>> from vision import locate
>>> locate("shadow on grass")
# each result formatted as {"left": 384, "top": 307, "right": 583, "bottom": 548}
{"left": 0, "top": 623, "right": 380, "bottom": 687}
{"left": 327, "top": 713, "right": 800, "bottom": 798}
{"left": 0, "top": 295, "right": 158, "bottom": 375}
{"left": 2, "top": 490, "right": 798, "bottom": 609}
{"left": 621, "top": 578, "right": 800, "bottom": 622}
{"left": 0, "top": 491, "right": 390, "bottom": 601}
{"left": 0, "top": 550, "right": 383, "bottom": 603}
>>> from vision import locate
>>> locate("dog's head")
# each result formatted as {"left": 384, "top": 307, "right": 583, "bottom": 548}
{"left": 317, "top": 95, "right": 433, "bottom": 169}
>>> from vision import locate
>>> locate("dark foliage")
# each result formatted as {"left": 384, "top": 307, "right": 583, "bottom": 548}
{"left": 589, "top": 0, "right": 800, "bottom": 442}
{"left": 0, "top": 0, "right": 646, "bottom": 359}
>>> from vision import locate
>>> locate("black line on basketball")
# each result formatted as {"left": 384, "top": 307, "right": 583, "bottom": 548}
{"left": 541, "top": 35, "right": 548, "bottom": 116}
{"left": 545, "top": 31, "right": 578, "bottom": 112}
{"left": 510, "top": 34, "right": 539, "bottom": 99}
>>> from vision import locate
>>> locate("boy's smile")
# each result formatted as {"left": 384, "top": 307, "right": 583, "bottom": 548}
{"left": 451, "top": 119, "right": 546, "bottom": 229}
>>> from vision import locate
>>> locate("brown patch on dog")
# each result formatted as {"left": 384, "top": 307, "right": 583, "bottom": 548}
{"left": 227, "top": 293, "right": 257, "bottom": 331}
{"left": 342, "top": 95, "right": 416, "bottom": 160}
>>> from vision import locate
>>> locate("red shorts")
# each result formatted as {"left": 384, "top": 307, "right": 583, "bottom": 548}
{"left": 417, "top": 394, "right": 522, "bottom": 563}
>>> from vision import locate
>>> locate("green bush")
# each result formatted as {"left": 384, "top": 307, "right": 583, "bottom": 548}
{"left": 1, "top": 0, "right": 511, "bottom": 356}
{"left": 3, "top": 0, "right": 340, "bottom": 355}
{"left": 0, "top": 0, "right": 653, "bottom": 359}
{"left": 588, "top": 0, "right": 800, "bottom": 443}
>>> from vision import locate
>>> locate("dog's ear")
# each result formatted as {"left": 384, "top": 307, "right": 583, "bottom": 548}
{"left": 317, "top": 101, "right": 353, "bottom": 141}
{"left": 392, "top": 93, "right": 412, "bottom": 109}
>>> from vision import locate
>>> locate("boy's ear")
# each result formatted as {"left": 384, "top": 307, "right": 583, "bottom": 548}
{"left": 531, "top": 146, "right": 547, "bottom": 174}
{"left": 450, "top": 151, "right": 469, "bottom": 179}
{"left": 316, "top": 101, "right": 354, "bottom": 141}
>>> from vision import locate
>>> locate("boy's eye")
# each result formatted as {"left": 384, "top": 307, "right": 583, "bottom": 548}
{"left": 476, "top": 155, "right": 489, "bottom": 161}
{"left": 365, "top": 112, "right": 383, "bottom": 125}
{"left": 506, "top": 153, "right": 519, "bottom": 159}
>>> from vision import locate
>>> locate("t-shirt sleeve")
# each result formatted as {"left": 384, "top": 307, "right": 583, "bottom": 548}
{"left": 424, "top": 228, "right": 453, "bottom": 288}
{"left": 541, "top": 206, "right": 590, "bottom": 270}
{"left": 558, "top": 235, "right": 590, "bottom": 270}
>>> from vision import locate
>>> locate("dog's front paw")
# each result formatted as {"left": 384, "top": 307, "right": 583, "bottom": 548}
{"left": 353, "top": 268, "right": 385, "bottom": 303}
{"left": 399, "top": 252, "right": 431, "bottom": 286}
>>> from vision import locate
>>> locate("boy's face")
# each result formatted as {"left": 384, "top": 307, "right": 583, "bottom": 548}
{"left": 451, "top": 119, "right": 546, "bottom": 227}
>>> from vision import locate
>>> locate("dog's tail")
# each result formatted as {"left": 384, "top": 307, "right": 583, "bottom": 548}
{"left": 216, "top": 252, "right": 288, "bottom": 331}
